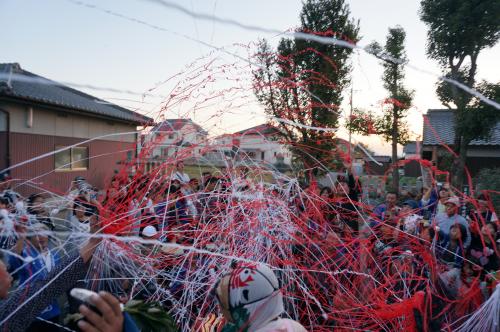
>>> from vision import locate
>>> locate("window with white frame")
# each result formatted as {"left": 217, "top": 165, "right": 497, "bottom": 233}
{"left": 55, "top": 146, "right": 89, "bottom": 170}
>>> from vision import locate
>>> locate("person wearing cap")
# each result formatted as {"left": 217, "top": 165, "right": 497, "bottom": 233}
{"left": 434, "top": 197, "right": 470, "bottom": 247}
{"left": 213, "top": 263, "right": 306, "bottom": 332}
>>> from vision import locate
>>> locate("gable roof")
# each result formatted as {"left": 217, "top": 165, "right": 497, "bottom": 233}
{"left": 423, "top": 109, "right": 500, "bottom": 146}
{"left": 234, "top": 124, "right": 282, "bottom": 136}
{"left": 152, "top": 118, "right": 207, "bottom": 135}
{"left": 0, "top": 63, "right": 152, "bottom": 125}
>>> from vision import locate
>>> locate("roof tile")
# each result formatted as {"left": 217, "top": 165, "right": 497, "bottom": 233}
{"left": 0, "top": 63, "right": 152, "bottom": 124}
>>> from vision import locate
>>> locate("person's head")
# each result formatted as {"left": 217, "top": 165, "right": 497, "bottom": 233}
{"left": 385, "top": 191, "right": 398, "bottom": 208}
{"left": 320, "top": 186, "right": 333, "bottom": 199}
{"left": 419, "top": 225, "right": 436, "bottom": 243}
{"left": 476, "top": 194, "right": 489, "bottom": 212}
{"left": 335, "top": 177, "right": 349, "bottom": 196}
{"left": 73, "top": 196, "right": 89, "bottom": 220}
{"left": 389, "top": 251, "right": 414, "bottom": 276}
{"left": 481, "top": 222, "right": 498, "bottom": 242}
{"left": 72, "top": 176, "right": 86, "bottom": 190}
{"left": 164, "top": 185, "right": 180, "bottom": 200}
{"left": 28, "top": 223, "right": 50, "bottom": 252}
{"left": 204, "top": 177, "right": 218, "bottom": 192}
{"left": 383, "top": 208, "right": 398, "bottom": 225}
{"left": 439, "top": 187, "right": 450, "bottom": 200}
{"left": 444, "top": 197, "right": 460, "bottom": 217}
{"left": 0, "top": 197, "right": 8, "bottom": 210}
{"left": 379, "top": 222, "right": 395, "bottom": 240}
{"left": 171, "top": 179, "right": 181, "bottom": 187}
{"left": 0, "top": 172, "right": 11, "bottom": 191}
{"left": 401, "top": 200, "right": 418, "bottom": 214}
{"left": 111, "top": 176, "right": 121, "bottom": 189}
{"left": 27, "top": 194, "right": 45, "bottom": 214}
{"left": 462, "top": 257, "right": 482, "bottom": 279}
{"left": 176, "top": 161, "right": 184, "bottom": 172}
{"left": 449, "top": 223, "right": 467, "bottom": 243}
{"left": 189, "top": 178, "right": 199, "bottom": 191}
{"left": 0, "top": 256, "right": 13, "bottom": 299}
{"left": 213, "top": 263, "right": 283, "bottom": 330}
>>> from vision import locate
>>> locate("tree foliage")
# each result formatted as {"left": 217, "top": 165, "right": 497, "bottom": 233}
{"left": 252, "top": 0, "right": 360, "bottom": 171}
{"left": 476, "top": 167, "right": 500, "bottom": 214}
{"left": 420, "top": 0, "right": 500, "bottom": 186}
{"left": 347, "top": 27, "right": 413, "bottom": 143}
{"left": 347, "top": 26, "right": 414, "bottom": 190}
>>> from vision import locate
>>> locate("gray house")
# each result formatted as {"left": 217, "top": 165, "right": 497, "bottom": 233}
{"left": 422, "top": 109, "right": 500, "bottom": 176}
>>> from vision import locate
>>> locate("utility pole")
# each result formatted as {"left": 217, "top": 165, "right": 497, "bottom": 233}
{"left": 348, "top": 84, "right": 353, "bottom": 162}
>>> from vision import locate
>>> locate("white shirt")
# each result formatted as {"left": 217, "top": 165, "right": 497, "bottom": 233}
{"left": 172, "top": 171, "right": 190, "bottom": 184}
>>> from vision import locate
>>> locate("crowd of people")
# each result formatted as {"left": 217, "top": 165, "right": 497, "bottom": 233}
{"left": 0, "top": 159, "right": 499, "bottom": 331}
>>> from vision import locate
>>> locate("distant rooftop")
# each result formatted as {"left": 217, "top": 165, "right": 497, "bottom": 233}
{"left": 152, "top": 118, "right": 207, "bottom": 135}
{"left": 0, "top": 63, "right": 152, "bottom": 124}
{"left": 423, "top": 109, "right": 500, "bottom": 146}
{"left": 234, "top": 124, "right": 282, "bottom": 136}
{"left": 364, "top": 155, "right": 391, "bottom": 163}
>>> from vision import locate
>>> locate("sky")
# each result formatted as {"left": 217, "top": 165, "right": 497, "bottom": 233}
{"left": 1, "top": 0, "right": 499, "bottom": 155}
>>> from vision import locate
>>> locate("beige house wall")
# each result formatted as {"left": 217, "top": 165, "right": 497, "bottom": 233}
{"left": 0, "top": 101, "right": 137, "bottom": 143}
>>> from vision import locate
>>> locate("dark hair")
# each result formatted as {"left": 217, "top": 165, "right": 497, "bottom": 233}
{"left": 27, "top": 193, "right": 43, "bottom": 207}
{"left": 477, "top": 193, "right": 488, "bottom": 201}
{"left": 73, "top": 196, "right": 89, "bottom": 215}
{"left": 320, "top": 186, "right": 333, "bottom": 198}
{"left": 0, "top": 196, "right": 9, "bottom": 206}
{"left": 73, "top": 196, "right": 98, "bottom": 217}
{"left": 386, "top": 190, "right": 398, "bottom": 197}
{"left": 450, "top": 223, "right": 467, "bottom": 243}
{"left": 164, "top": 185, "right": 180, "bottom": 196}
{"left": 204, "top": 176, "right": 219, "bottom": 188}
{"left": 421, "top": 225, "right": 435, "bottom": 240}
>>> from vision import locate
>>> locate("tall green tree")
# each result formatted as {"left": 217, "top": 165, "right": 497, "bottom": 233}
{"left": 347, "top": 26, "right": 414, "bottom": 192}
{"left": 420, "top": 0, "right": 500, "bottom": 188}
{"left": 253, "top": 0, "right": 359, "bottom": 173}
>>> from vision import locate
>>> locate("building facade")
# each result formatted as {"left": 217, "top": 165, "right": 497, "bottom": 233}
{"left": 422, "top": 109, "right": 500, "bottom": 177}
{"left": 212, "top": 124, "right": 293, "bottom": 168}
{"left": 145, "top": 119, "right": 208, "bottom": 160}
{"left": 0, "top": 63, "right": 152, "bottom": 195}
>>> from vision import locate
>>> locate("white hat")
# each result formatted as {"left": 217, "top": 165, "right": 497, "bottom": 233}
{"left": 142, "top": 225, "right": 157, "bottom": 238}
{"left": 444, "top": 197, "right": 460, "bottom": 207}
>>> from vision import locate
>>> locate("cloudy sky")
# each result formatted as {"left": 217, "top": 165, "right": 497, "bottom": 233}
{"left": 1, "top": 0, "right": 498, "bottom": 154}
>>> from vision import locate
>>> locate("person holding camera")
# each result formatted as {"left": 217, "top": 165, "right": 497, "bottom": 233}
{"left": 0, "top": 209, "right": 128, "bottom": 332}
